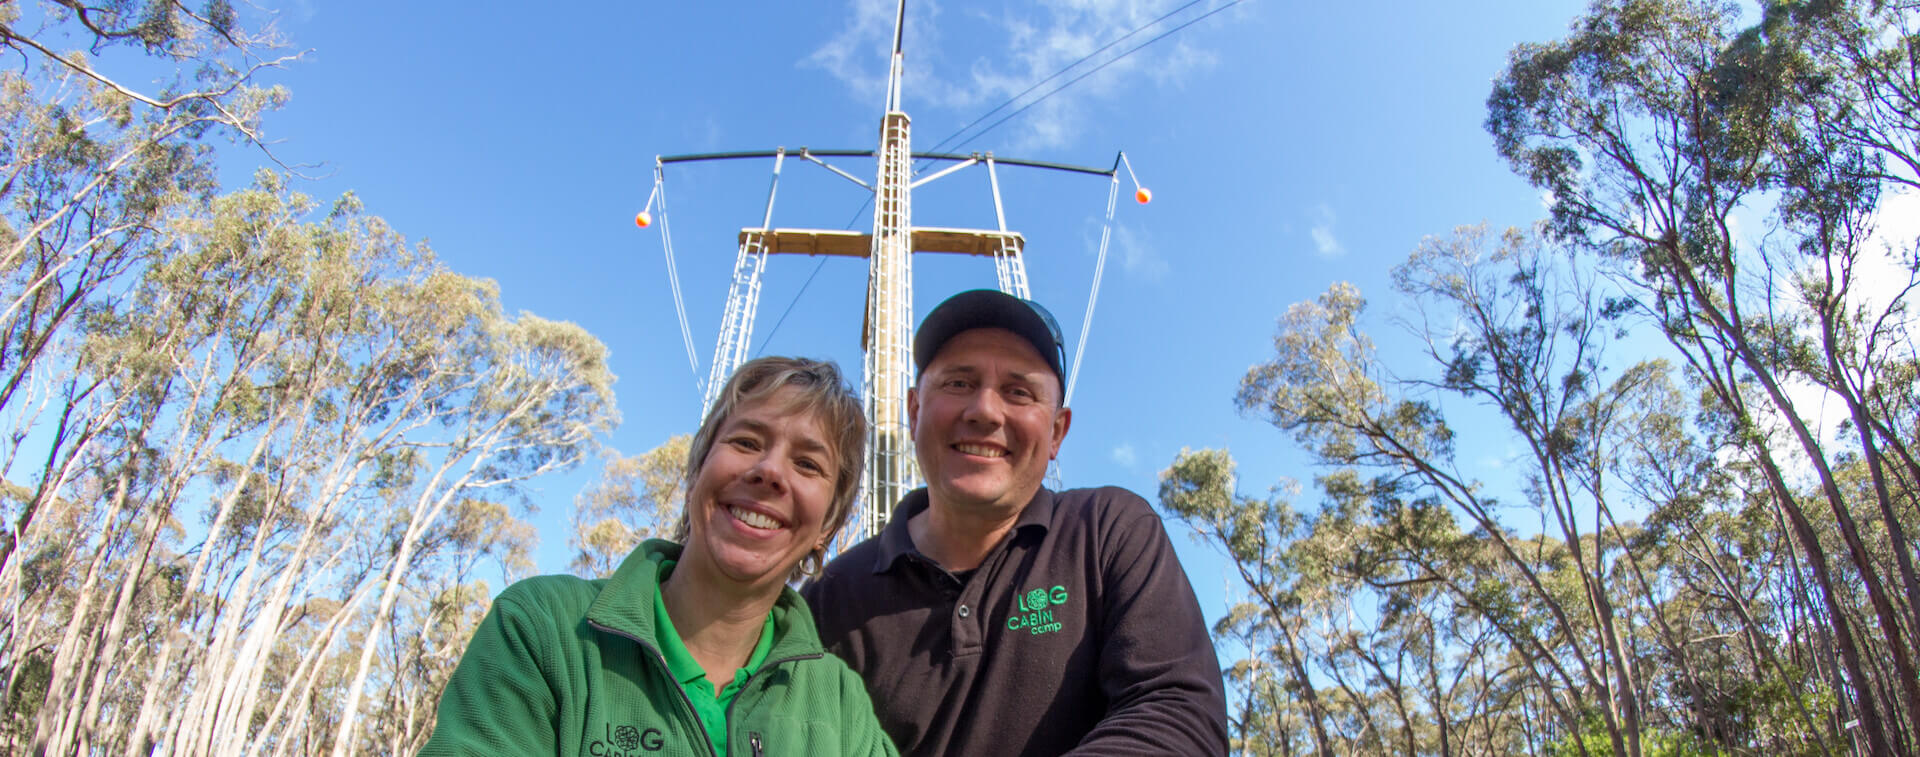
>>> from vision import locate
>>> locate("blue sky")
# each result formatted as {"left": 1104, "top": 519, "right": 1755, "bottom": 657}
{"left": 240, "top": 0, "right": 1594, "bottom": 620}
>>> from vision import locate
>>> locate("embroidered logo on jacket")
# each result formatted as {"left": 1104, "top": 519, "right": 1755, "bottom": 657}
{"left": 1006, "top": 584, "right": 1069, "bottom": 635}
{"left": 592, "top": 721, "right": 664, "bottom": 754}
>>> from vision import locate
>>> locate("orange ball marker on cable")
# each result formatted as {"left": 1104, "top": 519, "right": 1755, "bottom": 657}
{"left": 1134, "top": 187, "right": 1152, "bottom": 204}
{"left": 634, "top": 211, "right": 653, "bottom": 228}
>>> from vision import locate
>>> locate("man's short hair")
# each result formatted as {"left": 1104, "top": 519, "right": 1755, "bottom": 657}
{"left": 913, "top": 289, "right": 1067, "bottom": 399}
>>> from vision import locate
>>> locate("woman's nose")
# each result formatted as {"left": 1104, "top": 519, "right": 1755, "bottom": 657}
{"left": 743, "top": 452, "right": 789, "bottom": 491}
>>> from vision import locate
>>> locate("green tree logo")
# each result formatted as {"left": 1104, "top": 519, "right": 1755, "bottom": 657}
{"left": 1025, "top": 588, "right": 1049, "bottom": 610}
{"left": 614, "top": 725, "right": 641, "bottom": 750}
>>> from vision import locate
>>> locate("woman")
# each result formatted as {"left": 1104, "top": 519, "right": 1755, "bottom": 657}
{"left": 422, "top": 357, "right": 895, "bottom": 756}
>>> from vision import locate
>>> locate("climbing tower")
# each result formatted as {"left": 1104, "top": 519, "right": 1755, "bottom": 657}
{"left": 640, "top": 0, "right": 1143, "bottom": 540}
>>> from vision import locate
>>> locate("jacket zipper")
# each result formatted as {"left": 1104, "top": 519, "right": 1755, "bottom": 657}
{"left": 590, "top": 620, "right": 721, "bottom": 757}
{"left": 722, "top": 652, "right": 822, "bottom": 755}
{"left": 592, "top": 619, "right": 823, "bottom": 757}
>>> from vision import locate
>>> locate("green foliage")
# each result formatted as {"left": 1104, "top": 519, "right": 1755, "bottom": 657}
{"left": 1205, "top": 0, "right": 1920, "bottom": 733}
{"left": 1487, "top": 0, "right": 1920, "bottom": 751}
{"left": 1, "top": 650, "right": 51, "bottom": 738}
{"left": 1169, "top": 210, "right": 1890, "bottom": 753}
{"left": 1544, "top": 712, "right": 1717, "bottom": 757}
{"left": 0, "top": 161, "right": 619, "bottom": 753}
{"left": 571, "top": 435, "right": 692, "bottom": 578}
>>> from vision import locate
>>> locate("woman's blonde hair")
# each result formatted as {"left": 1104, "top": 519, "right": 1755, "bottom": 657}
{"left": 672, "top": 356, "right": 866, "bottom": 579}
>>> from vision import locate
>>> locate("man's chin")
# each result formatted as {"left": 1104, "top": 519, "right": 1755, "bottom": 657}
{"left": 929, "top": 481, "right": 1019, "bottom": 510}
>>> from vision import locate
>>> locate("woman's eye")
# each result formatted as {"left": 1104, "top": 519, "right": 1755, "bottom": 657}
{"left": 795, "top": 457, "right": 826, "bottom": 475}
{"left": 727, "top": 436, "right": 760, "bottom": 451}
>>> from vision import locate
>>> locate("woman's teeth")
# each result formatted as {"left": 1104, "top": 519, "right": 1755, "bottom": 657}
{"left": 730, "top": 506, "right": 781, "bottom": 530}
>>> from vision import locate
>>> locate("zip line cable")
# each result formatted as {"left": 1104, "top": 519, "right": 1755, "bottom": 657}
{"left": 1065, "top": 172, "right": 1121, "bottom": 405}
{"left": 945, "top": 0, "right": 1243, "bottom": 156}
{"left": 755, "top": 179, "right": 874, "bottom": 354}
{"left": 749, "top": 0, "right": 1233, "bottom": 356}
{"left": 916, "top": 0, "right": 1210, "bottom": 161}
{"left": 827, "top": 0, "right": 1231, "bottom": 241}
{"left": 648, "top": 171, "right": 701, "bottom": 379}
{"left": 753, "top": 256, "right": 831, "bottom": 357}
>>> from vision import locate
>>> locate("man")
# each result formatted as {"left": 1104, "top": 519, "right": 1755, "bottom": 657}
{"left": 803, "top": 289, "right": 1229, "bottom": 756}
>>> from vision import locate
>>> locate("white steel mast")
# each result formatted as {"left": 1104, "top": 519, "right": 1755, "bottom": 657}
{"left": 860, "top": 0, "right": 917, "bottom": 539}
{"left": 645, "top": 0, "right": 1142, "bottom": 542}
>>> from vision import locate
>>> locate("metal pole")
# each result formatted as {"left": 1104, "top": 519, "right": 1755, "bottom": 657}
{"left": 987, "top": 157, "right": 1008, "bottom": 232}
{"left": 760, "top": 148, "right": 787, "bottom": 229}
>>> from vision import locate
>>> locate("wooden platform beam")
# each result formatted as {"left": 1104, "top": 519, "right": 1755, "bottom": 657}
{"left": 741, "top": 227, "right": 1026, "bottom": 258}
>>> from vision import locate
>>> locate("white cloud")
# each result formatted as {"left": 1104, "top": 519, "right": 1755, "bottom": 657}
{"left": 1114, "top": 224, "right": 1168, "bottom": 280}
{"left": 693, "top": 115, "right": 725, "bottom": 150}
{"left": 286, "top": 0, "right": 317, "bottom": 23}
{"left": 805, "top": 0, "right": 924, "bottom": 109}
{"left": 1111, "top": 443, "right": 1138, "bottom": 467}
{"left": 806, "top": 0, "right": 1229, "bottom": 150}
{"left": 1310, "top": 204, "right": 1344, "bottom": 258}
{"left": 1859, "top": 187, "right": 1920, "bottom": 319}
{"left": 1476, "top": 445, "right": 1520, "bottom": 472}
{"left": 1749, "top": 186, "right": 1918, "bottom": 486}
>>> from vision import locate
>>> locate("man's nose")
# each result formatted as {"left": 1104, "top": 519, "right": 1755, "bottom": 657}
{"left": 960, "top": 387, "right": 1006, "bottom": 425}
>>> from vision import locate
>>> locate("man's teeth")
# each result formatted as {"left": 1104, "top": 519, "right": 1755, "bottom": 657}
{"left": 730, "top": 506, "right": 781, "bottom": 530}
{"left": 955, "top": 443, "right": 1006, "bottom": 458}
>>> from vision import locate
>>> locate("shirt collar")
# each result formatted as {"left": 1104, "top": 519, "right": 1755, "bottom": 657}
{"left": 590, "top": 539, "right": 827, "bottom": 661}
{"left": 651, "top": 559, "right": 777, "bottom": 688}
{"left": 870, "top": 486, "right": 1056, "bottom": 574}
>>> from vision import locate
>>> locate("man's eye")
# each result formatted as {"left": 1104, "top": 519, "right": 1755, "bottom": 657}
{"left": 943, "top": 378, "right": 971, "bottom": 390}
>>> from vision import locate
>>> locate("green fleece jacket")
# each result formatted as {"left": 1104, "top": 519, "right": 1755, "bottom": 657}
{"left": 420, "top": 540, "right": 898, "bottom": 757}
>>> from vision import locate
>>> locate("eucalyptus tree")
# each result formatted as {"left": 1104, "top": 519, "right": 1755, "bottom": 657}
{"left": 1163, "top": 447, "right": 1534, "bottom": 755}
{"left": 1226, "top": 242, "right": 1633, "bottom": 752}
{"left": 1164, "top": 220, "right": 1839, "bottom": 754}
{"left": 570, "top": 434, "right": 689, "bottom": 578}
{"left": 0, "top": 176, "right": 615, "bottom": 755}
{"left": 1161, "top": 447, "right": 1338, "bottom": 757}
{"left": 1488, "top": 0, "right": 1920, "bottom": 751}
{"left": 0, "top": 0, "right": 292, "bottom": 577}
{"left": 1159, "top": 449, "right": 1344, "bottom": 757}
{"left": 0, "top": 7, "right": 292, "bottom": 738}
{"left": 0, "top": 5, "right": 620, "bottom": 754}
{"left": 1212, "top": 601, "right": 1301, "bottom": 757}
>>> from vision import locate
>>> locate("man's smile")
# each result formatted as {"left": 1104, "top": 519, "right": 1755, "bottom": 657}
{"left": 953, "top": 442, "right": 1008, "bottom": 458}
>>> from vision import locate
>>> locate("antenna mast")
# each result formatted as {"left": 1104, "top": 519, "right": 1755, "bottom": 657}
{"left": 861, "top": 0, "right": 918, "bottom": 538}
{"left": 645, "top": 0, "right": 1143, "bottom": 541}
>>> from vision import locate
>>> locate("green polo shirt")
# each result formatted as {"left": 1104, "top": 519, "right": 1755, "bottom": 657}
{"left": 654, "top": 561, "right": 775, "bottom": 757}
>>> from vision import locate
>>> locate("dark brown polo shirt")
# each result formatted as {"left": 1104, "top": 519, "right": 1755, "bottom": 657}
{"left": 802, "top": 486, "right": 1228, "bottom": 756}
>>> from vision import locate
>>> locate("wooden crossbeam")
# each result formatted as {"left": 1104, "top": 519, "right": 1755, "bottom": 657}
{"left": 742, "top": 227, "right": 1026, "bottom": 258}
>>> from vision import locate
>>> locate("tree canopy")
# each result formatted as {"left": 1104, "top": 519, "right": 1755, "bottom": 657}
{"left": 0, "top": 4, "right": 623, "bottom": 753}
{"left": 1166, "top": 1, "right": 1920, "bottom": 754}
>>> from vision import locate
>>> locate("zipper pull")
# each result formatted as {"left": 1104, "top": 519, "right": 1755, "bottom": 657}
{"left": 750, "top": 731, "right": 764, "bottom": 757}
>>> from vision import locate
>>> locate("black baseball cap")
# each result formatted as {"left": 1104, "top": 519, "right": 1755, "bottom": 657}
{"left": 913, "top": 289, "right": 1067, "bottom": 394}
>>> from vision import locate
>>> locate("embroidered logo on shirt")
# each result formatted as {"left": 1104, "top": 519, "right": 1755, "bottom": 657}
{"left": 1006, "top": 584, "right": 1069, "bottom": 635}
{"left": 592, "top": 721, "right": 664, "bottom": 754}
